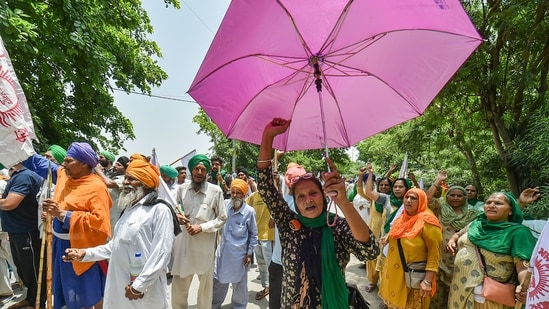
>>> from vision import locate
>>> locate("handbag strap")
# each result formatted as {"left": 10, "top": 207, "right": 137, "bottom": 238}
{"left": 396, "top": 238, "right": 410, "bottom": 272}
{"left": 475, "top": 246, "right": 514, "bottom": 283}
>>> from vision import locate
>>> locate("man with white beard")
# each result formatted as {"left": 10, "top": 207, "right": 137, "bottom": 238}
{"left": 171, "top": 154, "right": 227, "bottom": 309}
{"left": 63, "top": 158, "right": 179, "bottom": 309}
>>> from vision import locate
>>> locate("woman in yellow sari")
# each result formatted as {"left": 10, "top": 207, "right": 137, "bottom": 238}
{"left": 379, "top": 188, "right": 442, "bottom": 309}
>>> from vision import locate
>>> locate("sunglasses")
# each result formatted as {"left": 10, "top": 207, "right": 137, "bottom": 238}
{"left": 290, "top": 172, "right": 315, "bottom": 184}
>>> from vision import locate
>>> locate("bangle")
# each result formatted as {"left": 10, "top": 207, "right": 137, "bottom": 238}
{"left": 130, "top": 286, "right": 144, "bottom": 296}
{"left": 423, "top": 280, "right": 432, "bottom": 285}
{"left": 257, "top": 159, "right": 271, "bottom": 163}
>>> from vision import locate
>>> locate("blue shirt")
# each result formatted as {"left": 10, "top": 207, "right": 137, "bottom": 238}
{"left": 1, "top": 167, "right": 43, "bottom": 233}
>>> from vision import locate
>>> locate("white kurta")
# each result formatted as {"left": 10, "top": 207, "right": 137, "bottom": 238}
{"left": 171, "top": 182, "right": 226, "bottom": 277}
{"left": 83, "top": 196, "right": 175, "bottom": 309}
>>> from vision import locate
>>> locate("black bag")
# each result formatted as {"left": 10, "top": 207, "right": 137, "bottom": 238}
{"left": 347, "top": 283, "right": 370, "bottom": 309}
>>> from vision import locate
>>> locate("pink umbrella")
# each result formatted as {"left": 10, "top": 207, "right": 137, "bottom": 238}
{"left": 188, "top": 0, "right": 482, "bottom": 152}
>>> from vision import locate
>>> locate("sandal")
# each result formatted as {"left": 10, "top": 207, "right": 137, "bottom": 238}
{"left": 255, "top": 287, "right": 270, "bottom": 300}
{"left": 364, "top": 284, "right": 377, "bottom": 293}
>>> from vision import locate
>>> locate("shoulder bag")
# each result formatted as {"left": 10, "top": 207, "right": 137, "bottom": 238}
{"left": 475, "top": 246, "right": 516, "bottom": 307}
{"left": 397, "top": 238, "right": 427, "bottom": 289}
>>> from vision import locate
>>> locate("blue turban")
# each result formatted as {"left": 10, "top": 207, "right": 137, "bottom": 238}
{"left": 66, "top": 142, "right": 99, "bottom": 168}
{"left": 188, "top": 154, "right": 211, "bottom": 173}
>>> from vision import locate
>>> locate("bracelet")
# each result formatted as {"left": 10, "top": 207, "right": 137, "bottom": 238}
{"left": 130, "top": 286, "right": 144, "bottom": 296}
{"left": 423, "top": 280, "right": 432, "bottom": 285}
{"left": 257, "top": 159, "right": 272, "bottom": 163}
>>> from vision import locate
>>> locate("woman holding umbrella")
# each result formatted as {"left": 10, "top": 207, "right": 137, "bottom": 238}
{"left": 256, "top": 117, "right": 379, "bottom": 308}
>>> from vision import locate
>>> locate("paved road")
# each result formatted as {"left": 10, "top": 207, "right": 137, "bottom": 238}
{"left": 3, "top": 255, "right": 382, "bottom": 308}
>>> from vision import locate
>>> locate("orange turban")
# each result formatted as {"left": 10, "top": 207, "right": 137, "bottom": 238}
{"left": 126, "top": 159, "right": 160, "bottom": 189}
{"left": 231, "top": 178, "right": 248, "bottom": 195}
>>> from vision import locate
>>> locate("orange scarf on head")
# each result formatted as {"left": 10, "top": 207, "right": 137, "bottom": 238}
{"left": 54, "top": 168, "right": 112, "bottom": 275}
{"left": 389, "top": 188, "right": 441, "bottom": 239}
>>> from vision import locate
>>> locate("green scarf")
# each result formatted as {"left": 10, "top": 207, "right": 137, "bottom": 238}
{"left": 375, "top": 200, "right": 384, "bottom": 213}
{"left": 468, "top": 192, "right": 536, "bottom": 260}
{"left": 439, "top": 201, "right": 479, "bottom": 230}
{"left": 298, "top": 212, "right": 348, "bottom": 309}
{"left": 383, "top": 192, "right": 403, "bottom": 233}
{"left": 468, "top": 197, "right": 481, "bottom": 207}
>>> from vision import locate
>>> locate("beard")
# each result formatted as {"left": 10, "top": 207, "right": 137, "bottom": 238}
{"left": 117, "top": 185, "right": 146, "bottom": 210}
{"left": 232, "top": 198, "right": 244, "bottom": 209}
{"left": 191, "top": 179, "right": 206, "bottom": 192}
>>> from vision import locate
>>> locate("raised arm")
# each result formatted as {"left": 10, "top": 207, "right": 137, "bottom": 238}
{"left": 364, "top": 163, "right": 379, "bottom": 201}
{"left": 257, "top": 118, "right": 291, "bottom": 170}
{"left": 324, "top": 158, "right": 370, "bottom": 242}
{"left": 426, "top": 170, "right": 447, "bottom": 200}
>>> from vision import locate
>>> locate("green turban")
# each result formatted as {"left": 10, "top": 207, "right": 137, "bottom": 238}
{"left": 100, "top": 151, "right": 116, "bottom": 163}
{"left": 188, "top": 154, "right": 211, "bottom": 173}
{"left": 160, "top": 165, "right": 178, "bottom": 178}
{"left": 48, "top": 145, "right": 67, "bottom": 164}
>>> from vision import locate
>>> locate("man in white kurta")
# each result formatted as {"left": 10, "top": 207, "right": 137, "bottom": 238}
{"left": 171, "top": 154, "right": 227, "bottom": 309}
{"left": 63, "top": 159, "right": 176, "bottom": 309}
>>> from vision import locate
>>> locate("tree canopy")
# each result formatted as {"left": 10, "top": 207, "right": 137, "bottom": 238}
{"left": 0, "top": 0, "right": 180, "bottom": 153}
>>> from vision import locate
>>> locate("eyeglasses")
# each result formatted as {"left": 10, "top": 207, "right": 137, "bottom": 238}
{"left": 290, "top": 172, "right": 315, "bottom": 184}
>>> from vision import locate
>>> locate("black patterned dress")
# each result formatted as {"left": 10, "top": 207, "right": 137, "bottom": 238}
{"left": 257, "top": 166, "right": 379, "bottom": 308}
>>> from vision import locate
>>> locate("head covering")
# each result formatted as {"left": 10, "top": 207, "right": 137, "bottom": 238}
{"left": 188, "top": 154, "right": 210, "bottom": 172}
{"left": 389, "top": 188, "right": 442, "bottom": 239}
{"left": 66, "top": 142, "right": 99, "bottom": 167}
{"left": 126, "top": 159, "right": 160, "bottom": 189}
{"left": 284, "top": 164, "right": 307, "bottom": 188}
{"left": 100, "top": 151, "right": 116, "bottom": 163}
{"left": 48, "top": 144, "right": 67, "bottom": 164}
{"left": 237, "top": 166, "right": 248, "bottom": 176}
{"left": 231, "top": 178, "right": 248, "bottom": 195}
{"left": 116, "top": 156, "right": 130, "bottom": 168}
{"left": 468, "top": 192, "right": 535, "bottom": 260}
{"left": 160, "top": 165, "right": 178, "bottom": 178}
{"left": 130, "top": 153, "right": 148, "bottom": 162}
{"left": 440, "top": 185, "right": 478, "bottom": 230}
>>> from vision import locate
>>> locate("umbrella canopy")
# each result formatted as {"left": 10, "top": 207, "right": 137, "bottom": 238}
{"left": 188, "top": 0, "right": 482, "bottom": 151}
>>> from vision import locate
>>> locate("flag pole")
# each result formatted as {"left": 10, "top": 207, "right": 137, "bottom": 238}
{"left": 168, "top": 156, "right": 184, "bottom": 166}
{"left": 46, "top": 163, "right": 53, "bottom": 308}
{"left": 514, "top": 270, "right": 532, "bottom": 309}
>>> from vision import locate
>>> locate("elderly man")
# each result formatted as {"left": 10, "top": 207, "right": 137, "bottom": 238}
{"left": 171, "top": 154, "right": 227, "bottom": 309}
{"left": 32, "top": 142, "right": 111, "bottom": 309}
{"left": 63, "top": 158, "right": 178, "bottom": 308}
{"left": 160, "top": 165, "right": 179, "bottom": 199}
{"left": 212, "top": 179, "right": 258, "bottom": 309}
{"left": 44, "top": 144, "right": 67, "bottom": 164}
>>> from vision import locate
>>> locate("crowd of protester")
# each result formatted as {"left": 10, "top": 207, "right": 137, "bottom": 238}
{"left": 0, "top": 119, "right": 547, "bottom": 309}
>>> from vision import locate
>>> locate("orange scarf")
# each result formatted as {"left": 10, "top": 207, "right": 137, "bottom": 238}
{"left": 54, "top": 168, "right": 112, "bottom": 275}
{"left": 389, "top": 188, "right": 441, "bottom": 239}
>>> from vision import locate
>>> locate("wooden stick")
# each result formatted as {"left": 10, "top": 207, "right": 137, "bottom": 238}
{"left": 36, "top": 221, "right": 47, "bottom": 309}
{"left": 514, "top": 270, "right": 532, "bottom": 309}
{"left": 46, "top": 163, "right": 53, "bottom": 308}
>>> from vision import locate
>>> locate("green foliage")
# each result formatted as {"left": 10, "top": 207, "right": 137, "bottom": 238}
{"left": 193, "top": 109, "right": 351, "bottom": 175}
{"left": 0, "top": 0, "right": 180, "bottom": 153}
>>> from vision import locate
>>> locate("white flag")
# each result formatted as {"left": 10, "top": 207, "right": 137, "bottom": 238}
{"left": 527, "top": 220, "right": 549, "bottom": 307}
{"left": 180, "top": 149, "right": 196, "bottom": 169}
{"left": 0, "top": 36, "right": 36, "bottom": 166}
{"left": 398, "top": 152, "right": 408, "bottom": 179}
{"left": 150, "top": 148, "right": 159, "bottom": 167}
